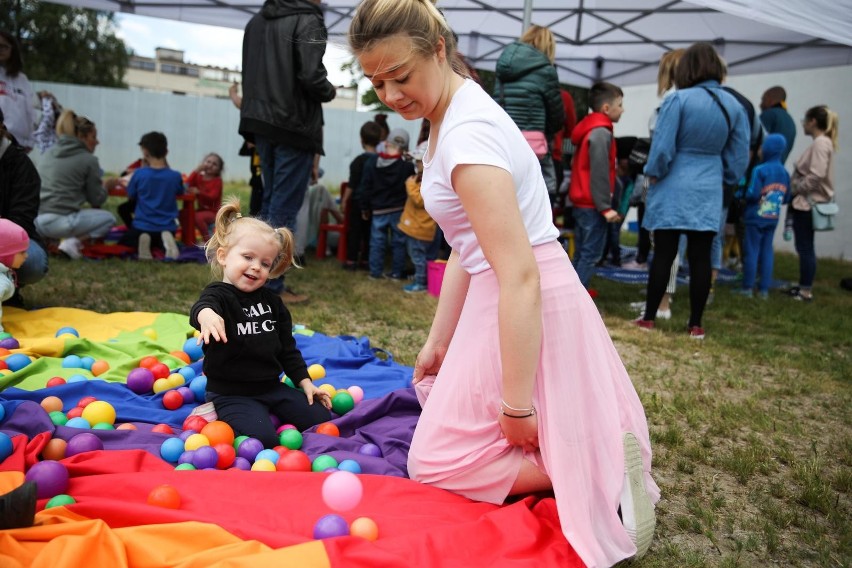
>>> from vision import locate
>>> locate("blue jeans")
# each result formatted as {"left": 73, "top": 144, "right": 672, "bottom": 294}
{"left": 369, "top": 211, "right": 406, "bottom": 278}
{"left": 255, "top": 137, "right": 313, "bottom": 293}
{"left": 742, "top": 224, "right": 777, "bottom": 292}
{"left": 17, "top": 242, "right": 48, "bottom": 287}
{"left": 711, "top": 205, "right": 728, "bottom": 271}
{"left": 406, "top": 236, "right": 429, "bottom": 286}
{"left": 571, "top": 207, "right": 607, "bottom": 289}
{"left": 792, "top": 207, "right": 816, "bottom": 288}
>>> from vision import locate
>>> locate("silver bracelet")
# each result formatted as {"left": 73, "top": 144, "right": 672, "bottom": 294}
{"left": 499, "top": 407, "right": 536, "bottom": 418}
{"left": 501, "top": 399, "right": 534, "bottom": 413}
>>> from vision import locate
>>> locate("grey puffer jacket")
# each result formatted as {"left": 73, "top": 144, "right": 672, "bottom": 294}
{"left": 239, "top": 0, "right": 337, "bottom": 154}
{"left": 493, "top": 42, "right": 565, "bottom": 138}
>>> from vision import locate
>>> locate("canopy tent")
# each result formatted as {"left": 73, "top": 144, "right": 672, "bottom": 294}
{"left": 43, "top": 0, "right": 852, "bottom": 86}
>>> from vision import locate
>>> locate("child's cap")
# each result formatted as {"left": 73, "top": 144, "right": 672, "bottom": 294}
{"left": 761, "top": 133, "right": 787, "bottom": 161}
{"left": 0, "top": 219, "right": 29, "bottom": 268}
{"left": 386, "top": 128, "right": 410, "bottom": 151}
{"left": 410, "top": 141, "right": 428, "bottom": 161}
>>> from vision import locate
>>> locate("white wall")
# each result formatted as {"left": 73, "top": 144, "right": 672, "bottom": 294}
{"left": 616, "top": 64, "right": 851, "bottom": 260}
{"left": 28, "top": 81, "right": 419, "bottom": 194}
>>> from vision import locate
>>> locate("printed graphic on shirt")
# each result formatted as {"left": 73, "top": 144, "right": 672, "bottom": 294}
{"left": 758, "top": 182, "right": 786, "bottom": 219}
{"left": 237, "top": 302, "right": 277, "bottom": 336}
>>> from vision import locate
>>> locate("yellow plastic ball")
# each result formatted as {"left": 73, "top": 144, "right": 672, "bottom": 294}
{"left": 166, "top": 373, "right": 186, "bottom": 388}
{"left": 307, "top": 363, "right": 326, "bottom": 380}
{"left": 142, "top": 328, "right": 158, "bottom": 340}
{"left": 183, "top": 433, "right": 210, "bottom": 451}
{"left": 251, "top": 458, "right": 277, "bottom": 472}
{"left": 152, "top": 378, "right": 171, "bottom": 394}
{"left": 318, "top": 384, "right": 336, "bottom": 398}
{"left": 82, "top": 401, "right": 117, "bottom": 426}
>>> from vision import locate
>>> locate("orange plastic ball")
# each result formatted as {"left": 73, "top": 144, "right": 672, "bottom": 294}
{"left": 90, "top": 360, "right": 110, "bottom": 376}
{"left": 138, "top": 356, "right": 159, "bottom": 369}
{"left": 40, "top": 396, "right": 64, "bottom": 413}
{"left": 147, "top": 484, "right": 181, "bottom": 509}
{"left": 116, "top": 423, "right": 138, "bottom": 431}
{"left": 350, "top": 517, "right": 379, "bottom": 541}
{"left": 151, "top": 423, "right": 174, "bottom": 435}
{"left": 42, "top": 438, "right": 68, "bottom": 461}
{"left": 0, "top": 347, "right": 10, "bottom": 356}
{"left": 316, "top": 422, "right": 340, "bottom": 437}
{"left": 170, "top": 351, "right": 191, "bottom": 364}
{"left": 200, "top": 420, "right": 235, "bottom": 447}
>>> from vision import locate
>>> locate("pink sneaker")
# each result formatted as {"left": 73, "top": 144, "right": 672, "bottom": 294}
{"left": 633, "top": 317, "right": 654, "bottom": 330}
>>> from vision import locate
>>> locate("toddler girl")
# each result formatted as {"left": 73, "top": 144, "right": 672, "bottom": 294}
{"left": 186, "top": 153, "right": 224, "bottom": 241}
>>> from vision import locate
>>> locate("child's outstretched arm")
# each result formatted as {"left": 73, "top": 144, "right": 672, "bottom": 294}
{"left": 196, "top": 307, "right": 228, "bottom": 344}
{"left": 298, "top": 378, "right": 332, "bottom": 409}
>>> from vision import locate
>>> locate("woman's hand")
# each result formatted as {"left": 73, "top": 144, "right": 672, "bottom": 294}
{"left": 498, "top": 412, "right": 539, "bottom": 453}
{"left": 196, "top": 308, "right": 227, "bottom": 344}
{"left": 412, "top": 342, "right": 447, "bottom": 384}
{"left": 299, "top": 379, "right": 332, "bottom": 409}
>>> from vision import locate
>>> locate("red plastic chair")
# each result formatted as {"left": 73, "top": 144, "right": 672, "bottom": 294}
{"left": 316, "top": 182, "right": 349, "bottom": 261}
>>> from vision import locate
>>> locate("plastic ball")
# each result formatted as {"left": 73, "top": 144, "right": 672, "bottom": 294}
{"left": 92, "top": 422, "right": 115, "bottom": 430}
{"left": 76, "top": 396, "right": 97, "bottom": 409}
{"left": 79, "top": 356, "right": 95, "bottom": 370}
{"left": 338, "top": 459, "right": 363, "bottom": 474}
{"left": 182, "top": 415, "right": 208, "bottom": 433}
{"left": 151, "top": 423, "right": 175, "bottom": 435}
{"left": 188, "top": 375, "right": 207, "bottom": 403}
{"left": 90, "top": 360, "right": 110, "bottom": 376}
{"left": 237, "top": 437, "right": 264, "bottom": 462}
{"left": 127, "top": 367, "right": 156, "bottom": 394}
{"left": 251, "top": 458, "right": 277, "bottom": 472}
{"left": 313, "top": 514, "right": 350, "bottom": 539}
{"left": 45, "top": 494, "right": 76, "bottom": 508}
{"left": 184, "top": 433, "right": 210, "bottom": 451}
{"left": 40, "top": 396, "right": 64, "bottom": 413}
{"left": 233, "top": 435, "right": 249, "bottom": 451}
{"left": 162, "top": 390, "right": 184, "bottom": 410}
{"left": 350, "top": 517, "right": 379, "bottom": 541}
{"left": 0, "top": 431, "right": 13, "bottom": 462}
{"left": 66, "top": 374, "right": 88, "bottom": 384}
{"left": 65, "top": 417, "right": 91, "bottom": 429}
{"left": 46, "top": 376, "right": 67, "bottom": 388}
{"left": 273, "top": 446, "right": 290, "bottom": 459}
{"left": 0, "top": 337, "right": 18, "bottom": 350}
{"left": 347, "top": 385, "right": 365, "bottom": 404}
{"left": 81, "top": 401, "right": 116, "bottom": 425}
{"left": 147, "top": 484, "right": 181, "bottom": 509}
{"left": 318, "top": 384, "right": 336, "bottom": 398}
{"left": 182, "top": 337, "right": 204, "bottom": 362}
{"left": 176, "top": 387, "right": 195, "bottom": 405}
{"left": 152, "top": 378, "right": 170, "bottom": 394}
{"left": 231, "top": 456, "right": 251, "bottom": 470}
{"left": 213, "top": 443, "right": 236, "bottom": 469}
{"left": 177, "top": 366, "right": 196, "bottom": 381}
{"left": 142, "top": 328, "right": 158, "bottom": 341}
{"left": 65, "top": 407, "right": 84, "bottom": 419}
{"left": 191, "top": 445, "right": 219, "bottom": 469}
{"left": 170, "top": 350, "right": 191, "bottom": 364}
{"left": 4, "top": 353, "right": 32, "bottom": 372}
{"left": 278, "top": 429, "right": 303, "bottom": 450}
{"left": 358, "top": 443, "right": 383, "bottom": 458}
{"left": 41, "top": 438, "right": 67, "bottom": 461}
{"left": 138, "top": 355, "right": 159, "bottom": 369}
{"left": 311, "top": 454, "right": 339, "bottom": 472}
{"left": 166, "top": 373, "right": 186, "bottom": 388}
{"left": 25, "top": 460, "right": 69, "bottom": 499}
{"left": 200, "top": 420, "right": 235, "bottom": 447}
{"left": 315, "top": 422, "right": 340, "bottom": 437}
{"left": 66, "top": 433, "right": 104, "bottom": 456}
{"left": 276, "top": 424, "right": 296, "bottom": 434}
{"left": 160, "top": 437, "right": 186, "bottom": 463}
{"left": 178, "top": 450, "right": 195, "bottom": 465}
{"left": 55, "top": 326, "right": 79, "bottom": 338}
{"left": 307, "top": 363, "right": 326, "bottom": 380}
{"left": 269, "top": 414, "right": 282, "bottom": 429}
{"left": 116, "top": 423, "right": 138, "bottom": 431}
{"left": 0, "top": 404, "right": 4, "bottom": 421}
{"left": 175, "top": 463, "right": 196, "bottom": 471}
{"left": 0, "top": 359, "right": 6, "bottom": 369}
{"left": 331, "top": 392, "right": 355, "bottom": 416}
{"left": 48, "top": 411, "right": 68, "bottom": 426}
{"left": 179, "top": 430, "right": 197, "bottom": 441}
{"left": 149, "top": 363, "right": 171, "bottom": 380}
{"left": 61, "top": 354, "right": 83, "bottom": 369}
{"left": 255, "top": 449, "right": 280, "bottom": 465}
{"left": 321, "top": 470, "right": 363, "bottom": 512}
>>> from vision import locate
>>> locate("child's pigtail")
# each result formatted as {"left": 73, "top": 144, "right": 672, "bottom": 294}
{"left": 269, "top": 226, "right": 298, "bottom": 278}
{"left": 205, "top": 197, "right": 243, "bottom": 277}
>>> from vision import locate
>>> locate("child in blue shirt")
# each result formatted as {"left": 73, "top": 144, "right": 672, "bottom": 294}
{"left": 125, "top": 132, "right": 185, "bottom": 260}
{"left": 736, "top": 133, "right": 790, "bottom": 298}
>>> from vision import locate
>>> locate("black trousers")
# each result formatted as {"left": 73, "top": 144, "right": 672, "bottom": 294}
{"left": 208, "top": 384, "right": 331, "bottom": 448}
{"left": 644, "top": 229, "right": 715, "bottom": 328}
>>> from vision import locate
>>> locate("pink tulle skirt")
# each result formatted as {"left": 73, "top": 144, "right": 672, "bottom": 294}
{"left": 408, "top": 241, "right": 660, "bottom": 568}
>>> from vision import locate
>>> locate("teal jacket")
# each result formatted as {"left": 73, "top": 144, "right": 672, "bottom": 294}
{"left": 493, "top": 42, "right": 565, "bottom": 138}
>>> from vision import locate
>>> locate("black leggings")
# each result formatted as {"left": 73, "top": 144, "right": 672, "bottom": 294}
{"left": 643, "top": 229, "right": 715, "bottom": 328}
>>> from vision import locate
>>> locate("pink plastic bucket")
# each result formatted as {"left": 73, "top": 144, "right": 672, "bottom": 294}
{"left": 427, "top": 260, "right": 447, "bottom": 297}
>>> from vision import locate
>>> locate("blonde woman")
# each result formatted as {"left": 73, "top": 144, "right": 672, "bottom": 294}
{"left": 349, "top": 1, "right": 658, "bottom": 565}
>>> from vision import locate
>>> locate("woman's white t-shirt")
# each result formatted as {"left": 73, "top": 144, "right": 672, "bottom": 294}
{"left": 0, "top": 69, "right": 36, "bottom": 149}
{"left": 422, "top": 80, "right": 558, "bottom": 275}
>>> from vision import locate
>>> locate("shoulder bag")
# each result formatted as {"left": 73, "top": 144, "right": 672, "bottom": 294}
{"left": 808, "top": 197, "right": 839, "bottom": 231}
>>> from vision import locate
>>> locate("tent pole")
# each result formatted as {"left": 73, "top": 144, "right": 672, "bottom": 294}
{"left": 522, "top": 0, "right": 532, "bottom": 31}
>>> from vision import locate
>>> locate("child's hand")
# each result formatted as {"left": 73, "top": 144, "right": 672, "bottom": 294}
{"left": 196, "top": 308, "right": 227, "bottom": 344}
{"left": 603, "top": 209, "right": 621, "bottom": 223}
{"left": 299, "top": 379, "right": 332, "bottom": 409}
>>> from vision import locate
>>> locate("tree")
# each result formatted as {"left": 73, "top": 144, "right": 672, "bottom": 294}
{"left": 2, "top": 1, "right": 128, "bottom": 88}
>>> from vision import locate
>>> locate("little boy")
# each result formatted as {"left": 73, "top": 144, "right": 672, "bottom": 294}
{"left": 0, "top": 219, "right": 29, "bottom": 332}
{"left": 736, "top": 133, "right": 790, "bottom": 298}
{"left": 361, "top": 127, "right": 415, "bottom": 280}
{"left": 568, "top": 81, "right": 624, "bottom": 292}
{"left": 343, "top": 121, "right": 382, "bottom": 270}
{"left": 124, "top": 132, "right": 185, "bottom": 260}
{"left": 398, "top": 141, "right": 436, "bottom": 293}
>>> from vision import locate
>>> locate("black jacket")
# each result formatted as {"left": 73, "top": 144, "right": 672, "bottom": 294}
{"left": 0, "top": 137, "right": 44, "bottom": 248}
{"left": 239, "top": 0, "right": 337, "bottom": 154}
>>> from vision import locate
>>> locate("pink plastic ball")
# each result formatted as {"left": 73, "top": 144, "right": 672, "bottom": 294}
{"left": 321, "top": 470, "right": 363, "bottom": 512}
{"left": 347, "top": 385, "right": 364, "bottom": 404}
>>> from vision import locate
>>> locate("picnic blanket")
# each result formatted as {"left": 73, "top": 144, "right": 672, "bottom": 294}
{"left": 0, "top": 307, "right": 581, "bottom": 568}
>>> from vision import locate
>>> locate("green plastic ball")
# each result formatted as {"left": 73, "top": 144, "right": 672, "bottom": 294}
{"left": 92, "top": 422, "right": 115, "bottom": 430}
{"left": 279, "top": 428, "right": 303, "bottom": 450}
{"left": 233, "top": 435, "right": 249, "bottom": 451}
{"left": 331, "top": 392, "right": 355, "bottom": 416}
{"left": 48, "top": 411, "right": 68, "bottom": 426}
{"left": 175, "top": 463, "right": 197, "bottom": 470}
{"left": 311, "top": 454, "right": 339, "bottom": 472}
{"left": 45, "top": 494, "right": 76, "bottom": 508}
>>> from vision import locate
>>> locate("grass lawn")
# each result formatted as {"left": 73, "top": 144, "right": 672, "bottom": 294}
{"left": 16, "top": 182, "right": 851, "bottom": 567}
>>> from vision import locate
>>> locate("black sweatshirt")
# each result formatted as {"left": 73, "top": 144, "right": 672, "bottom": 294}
{"left": 189, "top": 282, "right": 309, "bottom": 396}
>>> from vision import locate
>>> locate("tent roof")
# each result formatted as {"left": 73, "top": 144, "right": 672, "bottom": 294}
{"left": 47, "top": 0, "right": 852, "bottom": 86}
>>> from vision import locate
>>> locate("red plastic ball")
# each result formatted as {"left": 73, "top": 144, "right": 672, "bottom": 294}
{"left": 77, "top": 396, "right": 97, "bottom": 408}
{"left": 316, "top": 422, "right": 340, "bottom": 437}
{"left": 213, "top": 443, "right": 236, "bottom": 469}
{"left": 149, "top": 363, "right": 171, "bottom": 380}
{"left": 151, "top": 423, "right": 174, "bottom": 435}
{"left": 147, "top": 484, "right": 181, "bottom": 509}
{"left": 273, "top": 446, "right": 289, "bottom": 459}
{"left": 0, "top": 360, "right": 8, "bottom": 370}
{"left": 162, "top": 390, "right": 183, "bottom": 410}
{"left": 65, "top": 406, "right": 84, "bottom": 419}
{"left": 275, "top": 449, "right": 312, "bottom": 472}
{"left": 46, "top": 376, "right": 66, "bottom": 388}
{"left": 139, "top": 356, "right": 159, "bottom": 369}
{"left": 182, "top": 415, "right": 208, "bottom": 433}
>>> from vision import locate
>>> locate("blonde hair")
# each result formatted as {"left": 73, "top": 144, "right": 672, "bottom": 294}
{"left": 204, "top": 197, "right": 298, "bottom": 281}
{"left": 519, "top": 25, "right": 556, "bottom": 64}
{"left": 656, "top": 49, "right": 684, "bottom": 97}
{"left": 806, "top": 105, "right": 840, "bottom": 151}
{"left": 348, "top": 0, "right": 465, "bottom": 75}
{"left": 55, "top": 109, "right": 96, "bottom": 139}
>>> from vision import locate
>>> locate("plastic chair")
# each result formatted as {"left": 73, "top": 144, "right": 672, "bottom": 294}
{"left": 316, "top": 182, "right": 349, "bottom": 261}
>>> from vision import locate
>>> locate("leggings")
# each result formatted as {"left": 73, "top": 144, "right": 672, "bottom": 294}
{"left": 643, "top": 229, "right": 715, "bottom": 328}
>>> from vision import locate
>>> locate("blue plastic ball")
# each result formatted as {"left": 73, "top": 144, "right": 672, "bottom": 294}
{"left": 191, "top": 445, "right": 219, "bottom": 469}
{"left": 182, "top": 338, "right": 204, "bottom": 362}
{"left": 358, "top": 443, "right": 383, "bottom": 458}
{"left": 189, "top": 375, "right": 207, "bottom": 403}
{"left": 177, "top": 366, "right": 196, "bottom": 381}
{"left": 313, "top": 514, "right": 350, "bottom": 539}
{"left": 55, "top": 327, "right": 79, "bottom": 338}
{"left": 338, "top": 459, "right": 362, "bottom": 474}
{"left": 0, "top": 432, "right": 13, "bottom": 463}
{"left": 0, "top": 404, "right": 5, "bottom": 422}
{"left": 160, "top": 437, "right": 186, "bottom": 463}
{"left": 255, "top": 448, "right": 280, "bottom": 465}
{"left": 178, "top": 450, "right": 196, "bottom": 465}
{"left": 61, "top": 354, "right": 83, "bottom": 369}
{"left": 66, "top": 374, "right": 89, "bottom": 383}
{"left": 4, "top": 353, "right": 32, "bottom": 372}
{"left": 79, "top": 356, "right": 96, "bottom": 370}
{"left": 65, "top": 417, "right": 92, "bottom": 429}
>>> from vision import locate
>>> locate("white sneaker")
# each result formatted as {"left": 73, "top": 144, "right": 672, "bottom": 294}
{"left": 161, "top": 231, "right": 180, "bottom": 259}
{"left": 622, "top": 260, "right": 648, "bottom": 270}
{"left": 57, "top": 237, "right": 83, "bottom": 260}
{"left": 630, "top": 301, "right": 672, "bottom": 320}
{"left": 138, "top": 233, "right": 152, "bottom": 260}
{"left": 621, "top": 432, "right": 656, "bottom": 558}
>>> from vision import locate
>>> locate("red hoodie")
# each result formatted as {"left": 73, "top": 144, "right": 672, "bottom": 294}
{"left": 568, "top": 112, "right": 616, "bottom": 211}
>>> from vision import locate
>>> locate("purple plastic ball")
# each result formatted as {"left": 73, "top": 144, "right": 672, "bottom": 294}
{"left": 236, "top": 437, "right": 264, "bottom": 462}
{"left": 313, "top": 513, "right": 350, "bottom": 539}
{"left": 126, "top": 367, "right": 156, "bottom": 394}
{"left": 231, "top": 456, "right": 251, "bottom": 470}
{"left": 177, "top": 386, "right": 195, "bottom": 404}
{"left": 179, "top": 429, "right": 197, "bottom": 441}
{"left": 178, "top": 450, "right": 196, "bottom": 465}
{"left": 25, "top": 460, "right": 69, "bottom": 499}
{"left": 65, "top": 433, "right": 104, "bottom": 457}
{"left": 192, "top": 445, "right": 219, "bottom": 469}
{"left": 358, "top": 443, "right": 382, "bottom": 458}
{"left": 268, "top": 413, "right": 282, "bottom": 430}
{"left": 0, "top": 337, "right": 20, "bottom": 350}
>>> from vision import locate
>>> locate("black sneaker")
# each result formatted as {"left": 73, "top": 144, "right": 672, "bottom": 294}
{"left": 6, "top": 289, "right": 24, "bottom": 308}
{"left": 0, "top": 480, "right": 37, "bottom": 529}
